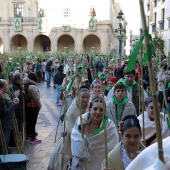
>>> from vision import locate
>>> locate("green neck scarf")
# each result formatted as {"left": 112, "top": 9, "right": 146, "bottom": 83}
{"left": 112, "top": 95, "right": 129, "bottom": 121}
{"left": 106, "top": 87, "right": 111, "bottom": 91}
{"left": 118, "top": 78, "right": 137, "bottom": 92}
{"left": 93, "top": 115, "right": 108, "bottom": 136}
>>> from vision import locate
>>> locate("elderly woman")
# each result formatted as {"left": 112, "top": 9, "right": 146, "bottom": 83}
{"left": 48, "top": 86, "right": 91, "bottom": 170}
{"left": 67, "top": 97, "right": 119, "bottom": 170}
{"left": 138, "top": 97, "right": 170, "bottom": 146}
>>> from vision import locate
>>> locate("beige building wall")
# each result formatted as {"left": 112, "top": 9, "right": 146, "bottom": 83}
{"left": 0, "top": 0, "right": 123, "bottom": 54}
{"left": 144, "top": 0, "right": 170, "bottom": 56}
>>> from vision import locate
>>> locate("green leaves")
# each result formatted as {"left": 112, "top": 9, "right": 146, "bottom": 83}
{"left": 127, "top": 30, "right": 155, "bottom": 72}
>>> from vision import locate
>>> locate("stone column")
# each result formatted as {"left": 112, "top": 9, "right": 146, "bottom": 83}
{"left": 50, "top": 31, "right": 57, "bottom": 52}
{"left": 3, "top": 31, "right": 10, "bottom": 52}
{"left": 101, "top": 29, "right": 110, "bottom": 54}
{"left": 75, "top": 29, "right": 83, "bottom": 53}
{"left": 27, "top": 31, "right": 34, "bottom": 52}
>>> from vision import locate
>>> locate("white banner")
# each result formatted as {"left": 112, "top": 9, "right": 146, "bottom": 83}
{"left": 165, "top": 0, "right": 170, "bottom": 18}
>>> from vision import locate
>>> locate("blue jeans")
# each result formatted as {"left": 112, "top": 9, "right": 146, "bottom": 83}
{"left": 54, "top": 84, "right": 61, "bottom": 103}
{"left": 45, "top": 71, "right": 52, "bottom": 86}
{"left": 3, "top": 129, "right": 11, "bottom": 147}
{"left": 168, "top": 103, "right": 170, "bottom": 112}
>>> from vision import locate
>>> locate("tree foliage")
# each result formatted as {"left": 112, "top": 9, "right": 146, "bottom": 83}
{"left": 153, "top": 30, "right": 165, "bottom": 51}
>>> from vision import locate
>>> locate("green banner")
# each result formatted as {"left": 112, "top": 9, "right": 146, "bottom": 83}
{"left": 88, "top": 17, "right": 96, "bottom": 31}
{"left": 61, "top": 25, "right": 70, "bottom": 31}
{"left": 14, "top": 18, "right": 22, "bottom": 31}
{"left": 38, "top": 17, "right": 46, "bottom": 33}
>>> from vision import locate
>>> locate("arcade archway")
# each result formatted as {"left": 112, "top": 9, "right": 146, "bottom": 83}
{"left": 83, "top": 35, "right": 101, "bottom": 53}
{"left": 34, "top": 35, "right": 51, "bottom": 52}
{"left": 58, "top": 35, "right": 75, "bottom": 52}
{"left": 11, "top": 34, "right": 27, "bottom": 51}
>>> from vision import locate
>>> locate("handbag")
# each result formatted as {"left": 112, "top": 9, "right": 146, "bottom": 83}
{"left": 0, "top": 154, "right": 28, "bottom": 170}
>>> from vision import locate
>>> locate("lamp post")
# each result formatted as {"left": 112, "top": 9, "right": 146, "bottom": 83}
{"left": 115, "top": 10, "right": 126, "bottom": 56}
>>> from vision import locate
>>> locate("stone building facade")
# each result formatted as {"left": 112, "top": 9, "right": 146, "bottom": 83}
{"left": 0, "top": 0, "right": 122, "bottom": 54}
{"left": 145, "top": 0, "right": 170, "bottom": 56}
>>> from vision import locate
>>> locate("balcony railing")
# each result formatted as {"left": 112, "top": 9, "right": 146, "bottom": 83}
{"left": 9, "top": 17, "right": 38, "bottom": 23}
{"left": 159, "top": 21, "right": 164, "bottom": 30}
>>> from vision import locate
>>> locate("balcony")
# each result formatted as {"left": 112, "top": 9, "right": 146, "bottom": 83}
{"left": 159, "top": 21, "right": 164, "bottom": 30}
{"left": 9, "top": 17, "right": 38, "bottom": 23}
{"left": 152, "top": 24, "right": 156, "bottom": 32}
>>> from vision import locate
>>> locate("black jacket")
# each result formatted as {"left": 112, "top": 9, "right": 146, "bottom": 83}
{"left": 11, "top": 82, "right": 24, "bottom": 120}
{"left": 53, "top": 71, "right": 66, "bottom": 85}
{"left": 0, "top": 98, "right": 16, "bottom": 130}
{"left": 46, "top": 60, "right": 53, "bottom": 72}
{"left": 87, "top": 67, "right": 92, "bottom": 84}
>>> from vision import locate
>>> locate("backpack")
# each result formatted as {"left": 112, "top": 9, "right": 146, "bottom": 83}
{"left": 24, "top": 83, "right": 35, "bottom": 104}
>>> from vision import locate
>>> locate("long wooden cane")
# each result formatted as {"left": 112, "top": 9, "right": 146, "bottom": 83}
{"left": 138, "top": 65, "right": 141, "bottom": 116}
{"left": 13, "top": 114, "right": 23, "bottom": 153}
{"left": 61, "top": 79, "right": 68, "bottom": 170}
{"left": 77, "top": 81, "right": 87, "bottom": 170}
{"left": 102, "top": 93, "right": 108, "bottom": 169}
{"left": 139, "top": 45, "right": 145, "bottom": 141}
{"left": 139, "top": 0, "right": 164, "bottom": 162}
{"left": 0, "top": 120, "right": 8, "bottom": 154}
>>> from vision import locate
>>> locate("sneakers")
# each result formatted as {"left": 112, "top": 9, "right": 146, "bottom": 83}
{"left": 30, "top": 138, "right": 42, "bottom": 144}
{"left": 57, "top": 102, "right": 62, "bottom": 106}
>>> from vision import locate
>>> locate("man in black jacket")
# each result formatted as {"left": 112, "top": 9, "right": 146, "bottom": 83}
{"left": 45, "top": 57, "right": 54, "bottom": 87}
{"left": 82, "top": 59, "right": 92, "bottom": 84}
{"left": 53, "top": 65, "right": 65, "bottom": 105}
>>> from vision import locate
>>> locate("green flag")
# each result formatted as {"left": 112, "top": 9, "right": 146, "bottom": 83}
{"left": 127, "top": 30, "right": 155, "bottom": 72}
{"left": 67, "top": 75, "right": 78, "bottom": 92}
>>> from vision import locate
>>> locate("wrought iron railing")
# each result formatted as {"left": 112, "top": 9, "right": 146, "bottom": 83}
{"left": 9, "top": 17, "right": 38, "bottom": 23}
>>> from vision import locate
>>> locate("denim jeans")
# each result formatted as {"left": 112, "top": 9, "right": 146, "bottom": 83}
{"left": 45, "top": 71, "right": 52, "bottom": 86}
{"left": 54, "top": 84, "right": 61, "bottom": 103}
{"left": 3, "top": 129, "right": 11, "bottom": 147}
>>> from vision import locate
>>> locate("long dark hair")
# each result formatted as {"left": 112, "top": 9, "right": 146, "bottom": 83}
{"left": 89, "top": 97, "right": 104, "bottom": 111}
{"left": 0, "top": 79, "right": 5, "bottom": 89}
{"left": 28, "top": 72, "right": 38, "bottom": 83}
{"left": 119, "top": 115, "right": 141, "bottom": 134}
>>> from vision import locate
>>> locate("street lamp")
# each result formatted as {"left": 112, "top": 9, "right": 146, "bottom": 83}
{"left": 115, "top": 10, "right": 126, "bottom": 56}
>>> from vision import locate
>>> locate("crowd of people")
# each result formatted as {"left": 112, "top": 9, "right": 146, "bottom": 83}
{"left": 0, "top": 53, "right": 170, "bottom": 169}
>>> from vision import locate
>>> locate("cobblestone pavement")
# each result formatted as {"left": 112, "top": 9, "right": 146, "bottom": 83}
{"left": 24, "top": 82, "right": 63, "bottom": 170}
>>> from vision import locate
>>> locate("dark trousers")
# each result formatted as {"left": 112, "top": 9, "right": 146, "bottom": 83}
{"left": 158, "top": 91, "right": 164, "bottom": 108}
{"left": 42, "top": 71, "right": 45, "bottom": 81}
{"left": 25, "top": 107, "right": 39, "bottom": 139}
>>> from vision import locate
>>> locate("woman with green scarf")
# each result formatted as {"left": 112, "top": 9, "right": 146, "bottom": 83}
{"left": 106, "top": 82, "right": 137, "bottom": 137}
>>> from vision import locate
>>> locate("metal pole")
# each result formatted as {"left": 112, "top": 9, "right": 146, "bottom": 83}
{"left": 119, "top": 40, "right": 122, "bottom": 56}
